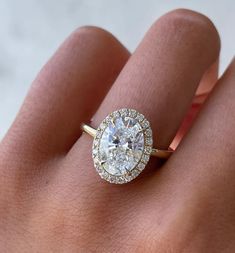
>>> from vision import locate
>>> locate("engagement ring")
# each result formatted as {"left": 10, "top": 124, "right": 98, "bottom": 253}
{"left": 81, "top": 108, "right": 173, "bottom": 184}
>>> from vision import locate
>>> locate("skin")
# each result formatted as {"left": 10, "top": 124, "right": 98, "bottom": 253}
{"left": 0, "top": 8, "right": 234, "bottom": 252}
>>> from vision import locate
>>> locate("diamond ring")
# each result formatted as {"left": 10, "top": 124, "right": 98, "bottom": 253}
{"left": 81, "top": 108, "right": 173, "bottom": 184}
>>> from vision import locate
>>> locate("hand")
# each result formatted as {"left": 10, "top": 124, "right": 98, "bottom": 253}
{"left": 1, "top": 9, "right": 234, "bottom": 252}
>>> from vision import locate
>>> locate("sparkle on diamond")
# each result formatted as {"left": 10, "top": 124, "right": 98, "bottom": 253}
{"left": 98, "top": 116, "right": 144, "bottom": 176}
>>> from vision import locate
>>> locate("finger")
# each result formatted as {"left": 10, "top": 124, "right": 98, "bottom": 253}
{"left": 1, "top": 27, "right": 129, "bottom": 161}
{"left": 154, "top": 59, "right": 235, "bottom": 249}
{"left": 68, "top": 9, "right": 220, "bottom": 183}
{"left": 166, "top": 58, "right": 235, "bottom": 192}
{"left": 88, "top": 10, "right": 220, "bottom": 149}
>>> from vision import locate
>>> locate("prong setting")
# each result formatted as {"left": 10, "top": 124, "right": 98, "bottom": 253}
{"left": 92, "top": 108, "right": 153, "bottom": 184}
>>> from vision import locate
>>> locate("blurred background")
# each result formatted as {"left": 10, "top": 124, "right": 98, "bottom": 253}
{"left": 0, "top": 0, "right": 234, "bottom": 139}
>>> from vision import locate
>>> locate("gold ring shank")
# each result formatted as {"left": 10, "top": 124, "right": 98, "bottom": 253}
{"left": 81, "top": 123, "right": 173, "bottom": 159}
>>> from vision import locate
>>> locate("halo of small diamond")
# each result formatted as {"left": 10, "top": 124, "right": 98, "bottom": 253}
{"left": 92, "top": 108, "right": 153, "bottom": 184}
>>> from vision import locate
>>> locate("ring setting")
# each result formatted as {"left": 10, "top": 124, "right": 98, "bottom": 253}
{"left": 81, "top": 108, "right": 172, "bottom": 184}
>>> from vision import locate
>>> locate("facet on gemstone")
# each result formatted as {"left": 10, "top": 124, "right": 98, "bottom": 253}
{"left": 98, "top": 116, "right": 144, "bottom": 176}
{"left": 92, "top": 109, "right": 153, "bottom": 184}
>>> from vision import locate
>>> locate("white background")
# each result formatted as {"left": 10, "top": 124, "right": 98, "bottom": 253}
{"left": 0, "top": 0, "right": 234, "bottom": 139}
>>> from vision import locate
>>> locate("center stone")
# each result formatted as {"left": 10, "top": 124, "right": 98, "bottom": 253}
{"left": 98, "top": 116, "right": 144, "bottom": 176}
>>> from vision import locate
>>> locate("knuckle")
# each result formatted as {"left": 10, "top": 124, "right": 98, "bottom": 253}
{"left": 149, "top": 8, "right": 220, "bottom": 62}
{"left": 159, "top": 9, "right": 218, "bottom": 36}
{"left": 68, "top": 26, "right": 129, "bottom": 60}
{"left": 71, "top": 25, "right": 118, "bottom": 46}
{"left": 74, "top": 25, "right": 108, "bottom": 36}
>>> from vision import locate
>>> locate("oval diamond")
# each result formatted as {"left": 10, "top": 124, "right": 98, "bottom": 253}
{"left": 92, "top": 109, "right": 153, "bottom": 184}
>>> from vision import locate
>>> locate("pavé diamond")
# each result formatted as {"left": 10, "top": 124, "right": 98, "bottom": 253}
{"left": 92, "top": 109, "right": 153, "bottom": 184}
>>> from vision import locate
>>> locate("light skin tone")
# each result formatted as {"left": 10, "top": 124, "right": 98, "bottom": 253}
{"left": 0, "top": 8, "right": 234, "bottom": 252}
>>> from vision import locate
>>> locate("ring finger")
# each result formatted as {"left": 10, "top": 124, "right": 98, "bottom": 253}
{"left": 66, "top": 9, "right": 220, "bottom": 187}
